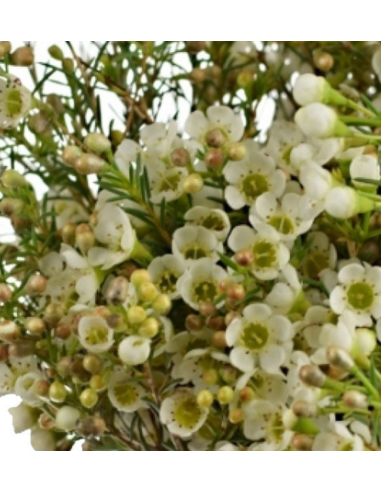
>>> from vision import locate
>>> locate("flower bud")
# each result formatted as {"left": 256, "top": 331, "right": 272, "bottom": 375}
{"left": 229, "top": 408, "right": 244, "bottom": 424}
{"left": 61, "top": 222, "right": 76, "bottom": 244}
{"left": 343, "top": 390, "right": 368, "bottom": 409}
{"left": 10, "top": 46, "right": 34, "bottom": 66}
{"left": 170, "top": 148, "right": 190, "bottom": 167}
{"left": 239, "top": 386, "right": 255, "bottom": 403}
{"left": 27, "top": 274, "right": 48, "bottom": 294}
{"left": 106, "top": 276, "right": 129, "bottom": 304}
{"left": 206, "top": 316, "right": 226, "bottom": 331}
{"left": 139, "top": 317, "right": 160, "bottom": 338}
{"left": 295, "top": 103, "right": 350, "bottom": 139}
{"left": 130, "top": 269, "right": 151, "bottom": 286}
{"left": 31, "top": 429, "right": 56, "bottom": 451}
{"left": 190, "top": 68, "right": 206, "bottom": 84}
{"left": 217, "top": 386, "right": 234, "bottom": 405}
{"left": 199, "top": 301, "right": 217, "bottom": 318}
{"left": 44, "top": 302, "right": 66, "bottom": 328}
{"left": 138, "top": 282, "right": 157, "bottom": 302}
{"left": 55, "top": 323, "right": 71, "bottom": 340}
{"left": 110, "top": 130, "right": 124, "bottom": 146}
{"left": 1, "top": 169, "right": 28, "bottom": 188}
{"left": 49, "top": 381, "right": 67, "bottom": 403}
{"left": 56, "top": 405, "right": 81, "bottom": 431}
{"left": 0, "top": 41, "right": 11, "bottom": 58}
{"left": 34, "top": 380, "right": 50, "bottom": 397}
{"left": 212, "top": 331, "right": 227, "bottom": 349}
{"left": 228, "top": 142, "right": 247, "bottom": 161}
{"left": 75, "top": 224, "right": 95, "bottom": 254}
{"left": 77, "top": 416, "right": 106, "bottom": 437}
{"left": 219, "top": 365, "right": 238, "bottom": 384}
{"left": 196, "top": 389, "right": 214, "bottom": 408}
{"left": 90, "top": 374, "right": 106, "bottom": 391}
{"left": 299, "top": 364, "right": 326, "bottom": 387}
{"left": 205, "top": 148, "right": 225, "bottom": 168}
{"left": 185, "top": 314, "right": 203, "bottom": 332}
{"left": 0, "top": 283, "right": 12, "bottom": 303}
{"left": 235, "top": 248, "right": 254, "bottom": 267}
{"left": 84, "top": 133, "right": 111, "bottom": 155}
{"left": 225, "top": 311, "right": 240, "bottom": 326}
{"left": 183, "top": 173, "right": 204, "bottom": 194}
{"left": 291, "top": 433, "right": 314, "bottom": 451}
{"left": 226, "top": 283, "right": 245, "bottom": 301}
{"left": 75, "top": 153, "right": 106, "bottom": 175}
{"left": 62, "top": 57, "right": 75, "bottom": 72}
{"left": 206, "top": 129, "right": 226, "bottom": 148}
{"left": 326, "top": 346, "right": 354, "bottom": 371}
{"left": 48, "top": 44, "right": 64, "bottom": 61}
{"left": 83, "top": 354, "right": 103, "bottom": 375}
{"left": 0, "top": 320, "right": 21, "bottom": 342}
{"left": 62, "top": 145, "right": 83, "bottom": 167}
{"left": 202, "top": 369, "right": 219, "bottom": 385}
{"left": 80, "top": 388, "right": 99, "bottom": 408}
{"left": 0, "top": 197, "right": 23, "bottom": 216}
{"left": 355, "top": 328, "right": 377, "bottom": 356}
{"left": 313, "top": 51, "right": 334, "bottom": 72}
{"left": 127, "top": 306, "right": 147, "bottom": 325}
{"left": 292, "top": 400, "right": 318, "bottom": 418}
{"left": 152, "top": 294, "right": 172, "bottom": 315}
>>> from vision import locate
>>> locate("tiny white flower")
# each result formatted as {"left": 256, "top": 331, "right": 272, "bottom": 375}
{"left": 78, "top": 316, "right": 114, "bottom": 353}
{"left": 108, "top": 367, "right": 147, "bottom": 412}
{"left": 265, "top": 264, "right": 303, "bottom": 314}
{"left": 160, "top": 388, "right": 209, "bottom": 438}
{"left": 293, "top": 74, "right": 327, "bottom": 106}
{"left": 172, "top": 225, "right": 223, "bottom": 265}
{"left": 299, "top": 162, "right": 334, "bottom": 201}
{"left": 177, "top": 258, "right": 227, "bottom": 310}
{"left": 330, "top": 263, "right": 381, "bottom": 326}
{"left": 324, "top": 187, "right": 360, "bottom": 219}
{"left": 228, "top": 225, "right": 290, "bottom": 280}
{"left": 265, "top": 121, "right": 303, "bottom": 170}
{"left": 114, "top": 138, "right": 140, "bottom": 176}
{"left": 302, "top": 231, "right": 337, "bottom": 279}
{"left": 185, "top": 106, "right": 244, "bottom": 146}
{"left": 47, "top": 188, "right": 89, "bottom": 230}
{"left": 8, "top": 403, "right": 36, "bottom": 434}
{"left": 148, "top": 254, "right": 186, "bottom": 299}
{"left": 146, "top": 158, "right": 188, "bottom": 203}
{"left": 295, "top": 103, "right": 345, "bottom": 139}
{"left": 118, "top": 335, "right": 151, "bottom": 365}
{"left": 14, "top": 372, "right": 43, "bottom": 407}
{"left": 224, "top": 142, "right": 286, "bottom": 210}
{"left": 184, "top": 206, "right": 231, "bottom": 241}
{"left": 0, "top": 74, "right": 31, "bottom": 129}
{"left": 56, "top": 405, "right": 81, "bottom": 431}
{"left": 226, "top": 303, "right": 293, "bottom": 374}
{"left": 249, "top": 192, "right": 315, "bottom": 241}
{"left": 313, "top": 422, "right": 365, "bottom": 451}
{"left": 30, "top": 429, "right": 56, "bottom": 451}
{"left": 350, "top": 154, "right": 380, "bottom": 188}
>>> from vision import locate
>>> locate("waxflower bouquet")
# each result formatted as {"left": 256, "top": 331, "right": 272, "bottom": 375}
{"left": 3, "top": 42, "right": 381, "bottom": 452}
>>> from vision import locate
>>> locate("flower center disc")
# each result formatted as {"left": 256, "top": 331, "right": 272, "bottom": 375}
{"left": 200, "top": 214, "right": 225, "bottom": 232}
{"left": 183, "top": 243, "right": 209, "bottom": 260}
{"left": 159, "top": 172, "right": 181, "bottom": 192}
{"left": 157, "top": 271, "right": 179, "bottom": 294}
{"left": 303, "top": 252, "right": 329, "bottom": 279}
{"left": 241, "top": 174, "right": 269, "bottom": 201}
{"left": 242, "top": 323, "right": 269, "bottom": 350}
{"left": 113, "top": 383, "right": 138, "bottom": 406}
{"left": 6, "top": 89, "right": 22, "bottom": 116}
{"left": 253, "top": 240, "right": 277, "bottom": 268}
{"left": 193, "top": 280, "right": 218, "bottom": 303}
{"left": 86, "top": 326, "right": 109, "bottom": 345}
{"left": 347, "top": 282, "right": 374, "bottom": 310}
{"left": 268, "top": 215, "right": 294, "bottom": 235}
{"left": 174, "top": 397, "right": 201, "bottom": 429}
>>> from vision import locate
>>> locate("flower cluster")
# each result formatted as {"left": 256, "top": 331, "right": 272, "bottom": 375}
{"left": 3, "top": 41, "right": 381, "bottom": 451}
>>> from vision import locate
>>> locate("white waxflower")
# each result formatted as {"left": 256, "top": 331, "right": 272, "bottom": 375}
{"left": 88, "top": 203, "right": 136, "bottom": 270}
{"left": 47, "top": 188, "right": 89, "bottom": 230}
{"left": 148, "top": 254, "right": 185, "bottom": 299}
{"left": 312, "top": 422, "right": 365, "bottom": 451}
{"left": 56, "top": 406, "right": 81, "bottom": 431}
{"left": 0, "top": 74, "right": 31, "bottom": 129}
{"left": 78, "top": 316, "right": 114, "bottom": 353}
{"left": 228, "top": 225, "right": 289, "bottom": 281}
{"left": 298, "top": 306, "right": 332, "bottom": 350}
{"left": 265, "top": 121, "right": 303, "bottom": 171}
{"left": 30, "top": 429, "right": 56, "bottom": 452}
{"left": 243, "top": 400, "right": 292, "bottom": 450}
{"left": 184, "top": 206, "right": 231, "bottom": 241}
{"left": 172, "top": 225, "right": 223, "bottom": 265}
{"left": 39, "top": 252, "right": 64, "bottom": 278}
{"left": 160, "top": 388, "right": 209, "bottom": 438}
{"left": 118, "top": 335, "right": 151, "bottom": 365}
{"left": 350, "top": 154, "right": 380, "bottom": 188}
{"left": 286, "top": 351, "right": 323, "bottom": 403}
{"left": 249, "top": 192, "right": 315, "bottom": 241}
{"left": 0, "top": 356, "right": 37, "bottom": 396}
{"left": 223, "top": 142, "right": 286, "bottom": 210}
{"left": 185, "top": 106, "right": 244, "bottom": 146}
{"left": 96, "top": 189, "right": 147, "bottom": 231}
{"left": 140, "top": 120, "right": 178, "bottom": 161}
{"left": 114, "top": 139, "right": 140, "bottom": 177}
{"left": 14, "top": 372, "right": 43, "bottom": 407}
{"left": 295, "top": 103, "right": 349, "bottom": 139}
{"left": 324, "top": 187, "right": 360, "bottom": 220}
{"left": 330, "top": 263, "right": 381, "bottom": 326}
{"left": 226, "top": 303, "right": 293, "bottom": 374}
{"left": 60, "top": 245, "right": 99, "bottom": 305}
{"left": 293, "top": 74, "right": 328, "bottom": 106}
{"left": 302, "top": 232, "right": 337, "bottom": 280}
{"left": 146, "top": 158, "right": 188, "bottom": 204}
{"left": 237, "top": 369, "right": 289, "bottom": 405}
{"left": 226, "top": 41, "right": 257, "bottom": 68}
{"left": 299, "top": 162, "right": 334, "bottom": 202}
{"left": 177, "top": 258, "right": 227, "bottom": 310}
{"left": 265, "top": 264, "right": 303, "bottom": 315}
{"left": 108, "top": 367, "right": 147, "bottom": 413}
{"left": 8, "top": 403, "right": 36, "bottom": 434}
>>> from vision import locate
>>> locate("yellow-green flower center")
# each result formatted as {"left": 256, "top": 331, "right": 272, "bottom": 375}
{"left": 193, "top": 280, "right": 218, "bottom": 303}
{"left": 241, "top": 174, "right": 269, "bottom": 202}
{"left": 113, "top": 382, "right": 138, "bottom": 407}
{"left": 183, "top": 243, "right": 209, "bottom": 260}
{"left": 200, "top": 214, "right": 225, "bottom": 232}
{"left": 174, "top": 397, "right": 202, "bottom": 429}
{"left": 268, "top": 413, "right": 284, "bottom": 443}
{"left": 6, "top": 89, "right": 23, "bottom": 116}
{"left": 159, "top": 173, "right": 181, "bottom": 192}
{"left": 253, "top": 240, "right": 277, "bottom": 268}
{"left": 157, "top": 270, "right": 179, "bottom": 294}
{"left": 268, "top": 215, "right": 295, "bottom": 235}
{"left": 347, "top": 282, "right": 374, "bottom": 310}
{"left": 242, "top": 323, "right": 269, "bottom": 350}
{"left": 85, "top": 325, "right": 109, "bottom": 345}
{"left": 303, "top": 252, "right": 329, "bottom": 279}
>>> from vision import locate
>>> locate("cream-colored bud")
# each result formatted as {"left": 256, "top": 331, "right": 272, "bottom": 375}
{"left": 139, "top": 317, "right": 160, "bottom": 338}
{"left": 212, "top": 331, "right": 227, "bottom": 349}
{"left": 343, "top": 390, "right": 368, "bottom": 409}
{"left": 206, "top": 129, "right": 226, "bottom": 148}
{"left": 75, "top": 153, "right": 106, "bottom": 175}
{"left": 44, "top": 302, "right": 66, "bottom": 328}
{"left": 62, "top": 145, "right": 83, "bottom": 167}
{"left": 182, "top": 173, "right": 204, "bottom": 194}
{"left": 106, "top": 276, "right": 129, "bottom": 304}
{"left": 80, "top": 388, "right": 98, "bottom": 408}
{"left": 56, "top": 406, "right": 81, "bottom": 431}
{"left": 61, "top": 222, "right": 76, "bottom": 244}
{"left": 0, "top": 283, "right": 12, "bottom": 303}
{"left": 1, "top": 169, "right": 28, "bottom": 188}
{"left": 152, "top": 294, "right": 172, "bottom": 315}
{"left": 291, "top": 433, "right": 314, "bottom": 451}
{"left": 27, "top": 274, "right": 48, "bottom": 294}
{"left": 185, "top": 314, "right": 203, "bottom": 332}
{"left": 313, "top": 51, "right": 334, "bottom": 72}
{"left": 292, "top": 400, "right": 318, "bottom": 418}
{"left": 190, "top": 68, "right": 206, "bottom": 84}
{"left": 228, "top": 143, "right": 247, "bottom": 161}
{"left": 217, "top": 386, "right": 234, "bottom": 405}
{"left": 25, "top": 317, "right": 46, "bottom": 336}
{"left": 0, "top": 41, "right": 11, "bottom": 58}
{"left": 127, "top": 306, "right": 147, "bottom": 325}
{"left": 239, "top": 386, "right": 255, "bottom": 402}
{"left": 84, "top": 133, "right": 111, "bottom": 155}
{"left": 10, "top": 46, "right": 34, "bottom": 66}
{"left": 170, "top": 148, "right": 190, "bottom": 167}
{"left": 199, "top": 301, "right": 217, "bottom": 317}
{"left": 82, "top": 355, "right": 103, "bottom": 375}
{"left": 235, "top": 248, "right": 254, "bottom": 267}
{"left": 138, "top": 282, "right": 157, "bottom": 302}
{"left": 75, "top": 224, "right": 95, "bottom": 254}
{"left": 196, "top": 389, "right": 214, "bottom": 408}
{"left": 0, "top": 198, "right": 23, "bottom": 216}
{"left": 130, "top": 269, "right": 151, "bottom": 286}
{"left": 299, "top": 364, "right": 326, "bottom": 387}
{"left": 49, "top": 381, "right": 67, "bottom": 403}
{"left": 226, "top": 283, "right": 245, "bottom": 301}
{"left": 202, "top": 369, "right": 219, "bottom": 385}
{"left": 0, "top": 320, "right": 21, "bottom": 342}
{"left": 229, "top": 408, "right": 244, "bottom": 424}
{"left": 326, "top": 346, "right": 354, "bottom": 371}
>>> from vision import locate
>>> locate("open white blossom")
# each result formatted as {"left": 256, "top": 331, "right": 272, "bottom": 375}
{"left": 78, "top": 316, "right": 114, "bottom": 353}
{"left": 172, "top": 225, "right": 223, "bottom": 265}
{"left": 0, "top": 74, "right": 31, "bottom": 129}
